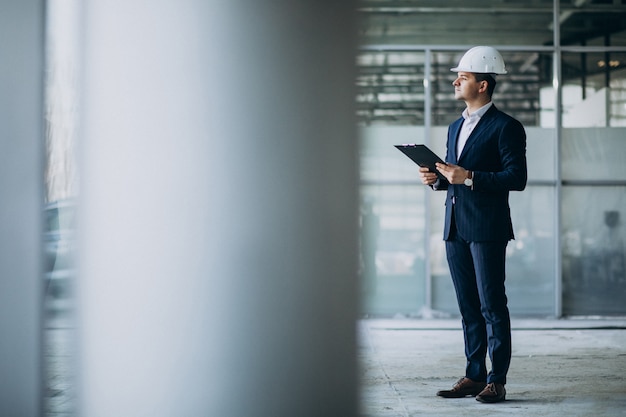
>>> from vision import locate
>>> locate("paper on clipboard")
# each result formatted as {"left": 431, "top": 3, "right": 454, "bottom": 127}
{"left": 394, "top": 144, "right": 446, "bottom": 180}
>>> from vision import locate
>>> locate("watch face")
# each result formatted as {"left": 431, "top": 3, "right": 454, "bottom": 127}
{"left": 464, "top": 178, "right": 473, "bottom": 186}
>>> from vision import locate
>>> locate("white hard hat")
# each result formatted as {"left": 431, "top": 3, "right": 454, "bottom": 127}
{"left": 451, "top": 46, "right": 507, "bottom": 75}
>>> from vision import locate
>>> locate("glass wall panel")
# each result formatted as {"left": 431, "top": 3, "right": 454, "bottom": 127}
{"left": 359, "top": 1, "right": 554, "bottom": 47}
{"left": 561, "top": 53, "right": 626, "bottom": 127}
{"left": 424, "top": 127, "right": 453, "bottom": 313}
{"left": 561, "top": 186, "right": 626, "bottom": 316}
{"left": 562, "top": 128, "right": 626, "bottom": 181}
{"left": 360, "top": 125, "right": 425, "bottom": 182}
{"left": 356, "top": 52, "right": 425, "bottom": 125}
{"left": 508, "top": 126, "right": 557, "bottom": 316}
{"left": 561, "top": 128, "right": 626, "bottom": 316}
{"left": 360, "top": 126, "right": 427, "bottom": 316}
{"left": 360, "top": 185, "right": 426, "bottom": 316}
{"left": 560, "top": 1, "right": 626, "bottom": 47}
{"left": 526, "top": 127, "right": 557, "bottom": 182}
{"left": 357, "top": 1, "right": 626, "bottom": 317}
{"left": 507, "top": 187, "right": 556, "bottom": 316}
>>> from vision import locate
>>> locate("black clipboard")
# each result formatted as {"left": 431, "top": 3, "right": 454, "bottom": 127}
{"left": 395, "top": 144, "right": 446, "bottom": 180}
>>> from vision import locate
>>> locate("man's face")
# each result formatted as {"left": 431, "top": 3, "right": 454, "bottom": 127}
{"left": 452, "top": 71, "right": 482, "bottom": 101}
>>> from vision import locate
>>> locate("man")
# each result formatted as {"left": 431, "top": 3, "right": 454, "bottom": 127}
{"left": 418, "top": 46, "right": 527, "bottom": 403}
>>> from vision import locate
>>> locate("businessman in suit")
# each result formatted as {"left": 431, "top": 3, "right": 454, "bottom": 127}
{"left": 418, "top": 46, "right": 527, "bottom": 403}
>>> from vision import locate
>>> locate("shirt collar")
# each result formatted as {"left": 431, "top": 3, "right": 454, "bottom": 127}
{"left": 462, "top": 101, "right": 493, "bottom": 121}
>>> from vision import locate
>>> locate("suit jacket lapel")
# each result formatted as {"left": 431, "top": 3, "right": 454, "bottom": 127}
{"left": 449, "top": 118, "right": 463, "bottom": 164}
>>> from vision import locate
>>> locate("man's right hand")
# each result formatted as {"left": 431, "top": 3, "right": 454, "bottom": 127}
{"left": 418, "top": 166, "right": 438, "bottom": 185}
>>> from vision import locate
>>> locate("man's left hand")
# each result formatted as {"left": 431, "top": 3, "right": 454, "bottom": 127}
{"left": 435, "top": 162, "right": 469, "bottom": 185}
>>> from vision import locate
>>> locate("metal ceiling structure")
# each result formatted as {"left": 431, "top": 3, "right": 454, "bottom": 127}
{"left": 356, "top": 0, "right": 626, "bottom": 125}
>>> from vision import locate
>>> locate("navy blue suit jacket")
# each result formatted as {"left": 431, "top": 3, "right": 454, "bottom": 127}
{"left": 435, "top": 105, "right": 527, "bottom": 242}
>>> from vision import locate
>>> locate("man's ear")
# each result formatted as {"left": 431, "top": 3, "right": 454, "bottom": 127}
{"left": 478, "top": 80, "right": 488, "bottom": 93}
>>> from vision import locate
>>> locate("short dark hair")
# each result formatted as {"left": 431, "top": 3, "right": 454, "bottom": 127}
{"left": 474, "top": 73, "right": 497, "bottom": 98}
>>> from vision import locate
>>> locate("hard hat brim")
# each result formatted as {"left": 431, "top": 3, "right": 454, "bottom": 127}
{"left": 450, "top": 66, "right": 507, "bottom": 75}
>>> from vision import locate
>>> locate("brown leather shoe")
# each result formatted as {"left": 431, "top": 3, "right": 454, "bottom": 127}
{"left": 436, "top": 377, "right": 486, "bottom": 398}
{"left": 476, "top": 382, "right": 506, "bottom": 403}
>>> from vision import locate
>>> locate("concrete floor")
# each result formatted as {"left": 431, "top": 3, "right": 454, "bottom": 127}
{"left": 359, "top": 318, "right": 626, "bottom": 417}
{"left": 45, "top": 313, "right": 626, "bottom": 416}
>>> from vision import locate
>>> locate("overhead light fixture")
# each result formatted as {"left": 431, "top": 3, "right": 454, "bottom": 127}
{"left": 597, "top": 60, "right": 621, "bottom": 68}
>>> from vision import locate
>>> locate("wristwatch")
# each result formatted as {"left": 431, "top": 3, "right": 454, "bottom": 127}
{"left": 464, "top": 171, "right": 473, "bottom": 187}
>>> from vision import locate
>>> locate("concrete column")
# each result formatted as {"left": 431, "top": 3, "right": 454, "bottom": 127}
{"left": 0, "top": 1, "right": 44, "bottom": 416}
{"left": 78, "top": 2, "right": 359, "bottom": 416}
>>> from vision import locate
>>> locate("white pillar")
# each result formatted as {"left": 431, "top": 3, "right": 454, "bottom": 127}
{"left": 78, "top": 2, "right": 359, "bottom": 416}
{"left": 0, "top": 1, "right": 44, "bottom": 416}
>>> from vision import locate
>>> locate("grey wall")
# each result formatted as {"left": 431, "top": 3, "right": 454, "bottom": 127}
{"left": 0, "top": 0, "right": 44, "bottom": 415}
{"left": 77, "top": 2, "right": 360, "bottom": 416}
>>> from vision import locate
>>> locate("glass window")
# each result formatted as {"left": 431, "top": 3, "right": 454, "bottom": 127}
{"left": 561, "top": 53, "right": 626, "bottom": 127}
{"left": 527, "top": 127, "right": 557, "bottom": 182}
{"left": 560, "top": 1, "right": 626, "bottom": 47}
{"left": 562, "top": 186, "right": 626, "bottom": 316}
{"left": 360, "top": 126, "right": 428, "bottom": 315}
{"left": 562, "top": 128, "right": 626, "bottom": 181}
{"left": 509, "top": 127, "right": 557, "bottom": 316}
{"left": 360, "top": 125, "right": 426, "bottom": 182}
{"left": 358, "top": 2, "right": 554, "bottom": 47}
{"left": 357, "top": 1, "right": 626, "bottom": 317}
{"left": 507, "top": 187, "right": 556, "bottom": 316}
{"left": 561, "top": 129, "right": 626, "bottom": 316}
{"left": 356, "top": 52, "right": 425, "bottom": 125}
{"left": 360, "top": 185, "right": 426, "bottom": 316}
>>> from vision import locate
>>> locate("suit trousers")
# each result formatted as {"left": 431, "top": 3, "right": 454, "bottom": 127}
{"left": 445, "top": 221, "right": 512, "bottom": 385}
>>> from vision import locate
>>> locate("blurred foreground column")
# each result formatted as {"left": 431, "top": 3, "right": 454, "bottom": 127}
{"left": 0, "top": 2, "right": 44, "bottom": 416}
{"left": 78, "top": 2, "right": 359, "bottom": 416}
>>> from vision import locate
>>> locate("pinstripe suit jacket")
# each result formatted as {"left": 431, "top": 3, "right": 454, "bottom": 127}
{"left": 436, "top": 104, "right": 527, "bottom": 242}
